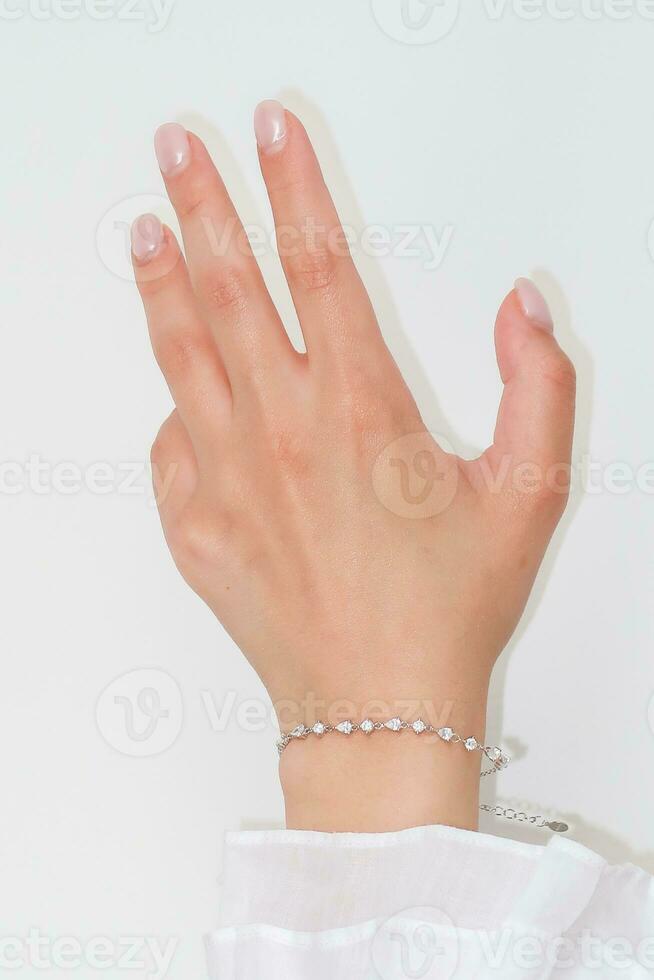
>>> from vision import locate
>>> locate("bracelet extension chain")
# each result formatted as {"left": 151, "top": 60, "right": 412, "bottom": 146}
{"left": 277, "top": 716, "right": 569, "bottom": 834}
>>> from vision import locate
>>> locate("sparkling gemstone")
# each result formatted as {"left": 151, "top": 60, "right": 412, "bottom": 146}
{"left": 464, "top": 737, "right": 478, "bottom": 751}
{"left": 487, "top": 747, "right": 509, "bottom": 769}
{"left": 312, "top": 722, "right": 326, "bottom": 736}
{"left": 412, "top": 719, "right": 427, "bottom": 734}
{"left": 438, "top": 727, "right": 454, "bottom": 741}
{"left": 385, "top": 717, "right": 403, "bottom": 732}
{"left": 360, "top": 719, "right": 375, "bottom": 734}
{"left": 336, "top": 721, "right": 353, "bottom": 735}
{"left": 290, "top": 725, "right": 306, "bottom": 738}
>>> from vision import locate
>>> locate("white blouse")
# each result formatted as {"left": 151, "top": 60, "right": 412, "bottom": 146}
{"left": 206, "top": 825, "right": 654, "bottom": 978}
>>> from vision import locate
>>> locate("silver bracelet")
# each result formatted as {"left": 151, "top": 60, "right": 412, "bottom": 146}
{"left": 277, "top": 716, "right": 569, "bottom": 834}
{"left": 277, "top": 716, "right": 510, "bottom": 775}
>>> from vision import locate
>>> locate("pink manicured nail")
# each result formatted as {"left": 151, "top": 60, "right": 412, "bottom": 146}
{"left": 514, "top": 278, "right": 554, "bottom": 332}
{"left": 254, "top": 100, "right": 287, "bottom": 154}
{"left": 154, "top": 122, "right": 191, "bottom": 176}
{"left": 131, "top": 213, "right": 164, "bottom": 263}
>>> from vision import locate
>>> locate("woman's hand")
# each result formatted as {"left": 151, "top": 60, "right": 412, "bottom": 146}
{"left": 132, "top": 101, "right": 575, "bottom": 832}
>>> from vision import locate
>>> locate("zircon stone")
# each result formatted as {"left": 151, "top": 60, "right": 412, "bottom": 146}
{"left": 412, "top": 719, "right": 427, "bottom": 734}
{"left": 290, "top": 725, "right": 306, "bottom": 738}
{"left": 488, "top": 747, "right": 509, "bottom": 769}
{"left": 360, "top": 719, "right": 375, "bottom": 734}
{"left": 312, "top": 722, "right": 326, "bottom": 736}
{"left": 464, "top": 737, "right": 478, "bottom": 751}
{"left": 438, "top": 727, "right": 454, "bottom": 741}
{"left": 385, "top": 717, "right": 403, "bottom": 732}
{"left": 336, "top": 721, "right": 354, "bottom": 735}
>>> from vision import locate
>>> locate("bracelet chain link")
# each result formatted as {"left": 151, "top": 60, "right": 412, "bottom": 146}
{"left": 277, "top": 717, "right": 568, "bottom": 834}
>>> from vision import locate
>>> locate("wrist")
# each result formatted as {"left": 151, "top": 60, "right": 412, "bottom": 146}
{"left": 278, "top": 682, "right": 491, "bottom": 833}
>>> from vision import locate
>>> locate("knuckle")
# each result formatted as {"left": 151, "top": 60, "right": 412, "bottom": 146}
{"left": 150, "top": 436, "right": 164, "bottom": 468}
{"left": 170, "top": 511, "right": 206, "bottom": 564}
{"left": 268, "top": 423, "right": 312, "bottom": 478}
{"left": 176, "top": 194, "right": 206, "bottom": 222}
{"left": 153, "top": 330, "right": 203, "bottom": 380}
{"left": 510, "top": 468, "right": 571, "bottom": 522}
{"left": 538, "top": 349, "right": 576, "bottom": 393}
{"left": 199, "top": 265, "right": 250, "bottom": 314}
{"left": 171, "top": 506, "right": 231, "bottom": 566}
{"left": 344, "top": 389, "right": 379, "bottom": 441}
{"left": 150, "top": 416, "right": 177, "bottom": 465}
{"left": 337, "top": 366, "right": 380, "bottom": 429}
{"left": 286, "top": 246, "right": 338, "bottom": 294}
{"left": 528, "top": 481, "right": 570, "bottom": 513}
{"left": 174, "top": 173, "right": 213, "bottom": 222}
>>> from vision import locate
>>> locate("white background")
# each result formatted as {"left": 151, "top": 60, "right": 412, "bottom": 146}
{"left": 1, "top": 0, "right": 653, "bottom": 977}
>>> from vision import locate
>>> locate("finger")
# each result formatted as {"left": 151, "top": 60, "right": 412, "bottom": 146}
{"left": 150, "top": 410, "right": 198, "bottom": 523}
{"left": 483, "top": 279, "right": 576, "bottom": 503}
{"left": 131, "top": 214, "right": 231, "bottom": 447}
{"left": 153, "top": 123, "right": 296, "bottom": 387}
{"left": 254, "top": 101, "right": 382, "bottom": 360}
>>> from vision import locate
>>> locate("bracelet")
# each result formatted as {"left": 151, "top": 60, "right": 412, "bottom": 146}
{"left": 277, "top": 716, "right": 510, "bottom": 776}
{"left": 277, "top": 716, "right": 569, "bottom": 834}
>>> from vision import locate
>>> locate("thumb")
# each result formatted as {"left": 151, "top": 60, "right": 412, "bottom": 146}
{"left": 485, "top": 278, "right": 576, "bottom": 502}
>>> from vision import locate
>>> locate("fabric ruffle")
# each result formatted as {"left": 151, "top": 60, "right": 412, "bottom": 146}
{"left": 206, "top": 825, "right": 654, "bottom": 978}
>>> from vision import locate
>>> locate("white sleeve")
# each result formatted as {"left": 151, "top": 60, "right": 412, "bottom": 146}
{"left": 206, "top": 824, "right": 654, "bottom": 979}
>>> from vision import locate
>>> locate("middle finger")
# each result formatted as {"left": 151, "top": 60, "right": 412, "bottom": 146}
{"left": 154, "top": 123, "right": 298, "bottom": 393}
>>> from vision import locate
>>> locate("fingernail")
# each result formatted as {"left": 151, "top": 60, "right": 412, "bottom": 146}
{"left": 254, "top": 100, "right": 287, "bottom": 154}
{"left": 514, "top": 278, "right": 554, "bottom": 332}
{"left": 131, "top": 213, "right": 164, "bottom": 263}
{"left": 154, "top": 122, "right": 191, "bottom": 176}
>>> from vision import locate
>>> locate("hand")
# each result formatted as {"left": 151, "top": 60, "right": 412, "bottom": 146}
{"left": 132, "top": 101, "right": 576, "bottom": 832}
